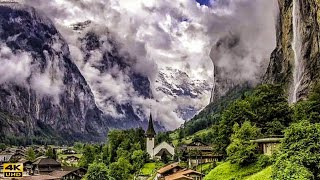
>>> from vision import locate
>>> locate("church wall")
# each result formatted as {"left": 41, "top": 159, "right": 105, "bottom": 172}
{"left": 146, "top": 137, "right": 155, "bottom": 159}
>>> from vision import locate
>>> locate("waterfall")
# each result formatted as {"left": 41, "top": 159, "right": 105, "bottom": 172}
{"left": 289, "top": 0, "right": 303, "bottom": 103}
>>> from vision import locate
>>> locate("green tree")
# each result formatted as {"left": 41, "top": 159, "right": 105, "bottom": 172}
{"left": 85, "top": 162, "right": 114, "bottom": 180}
{"left": 45, "top": 147, "right": 56, "bottom": 159}
{"left": 0, "top": 143, "right": 6, "bottom": 151}
{"left": 79, "top": 145, "right": 96, "bottom": 168}
{"left": 227, "top": 121, "right": 261, "bottom": 166}
{"left": 26, "top": 148, "right": 36, "bottom": 161}
{"left": 156, "top": 132, "right": 172, "bottom": 145}
{"left": 293, "top": 83, "right": 320, "bottom": 123}
{"left": 74, "top": 142, "right": 84, "bottom": 153}
{"left": 273, "top": 121, "right": 320, "bottom": 179}
{"left": 131, "top": 150, "right": 148, "bottom": 170}
{"left": 109, "top": 157, "right": 133, "bottom": 180}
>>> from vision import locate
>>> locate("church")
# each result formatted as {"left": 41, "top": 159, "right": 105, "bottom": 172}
{"left": 145, "top": 114, "right": 175, "bottom": 160}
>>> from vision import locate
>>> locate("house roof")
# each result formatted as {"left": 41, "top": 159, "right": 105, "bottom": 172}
{"left": 32, "top": 158, "right": 61, "bottom": 166}
{"left": 157, "top": 162, "right": 181, "bottom": 174}
{"left": 187, "top": 140, "right": 209, "bottom": 146}
{"left": 49, "top": 170, "right": 79, "bottom": 178}
{"left": 61, "top": 166, "right": 87, "bottom": 172}
{"left": 164, "top": 169, "right": 203, "bottom": 180}
{"left": 20, "top": 175, "right": 59, "bottom": 180}
{"left": 145, "top": 113, "right": 156, "bottom": 137}
{"left": 250, "top": 138, "right": 283, "bottom": 143}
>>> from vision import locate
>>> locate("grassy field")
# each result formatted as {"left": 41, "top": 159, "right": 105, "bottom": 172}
{"left": 204, "top": 161, "right": 270, "bottom": 180}
{"left": 141, "top": 162, "right": 164, "bottom": 175}
{"left": 246, "top": 166, "right": 272, "bottom": 180}
{"left": 196, "top": 163, "right": 216, "bottom": 175}
{"left": 171, "top": 129, "right": 211, "bottom": 146}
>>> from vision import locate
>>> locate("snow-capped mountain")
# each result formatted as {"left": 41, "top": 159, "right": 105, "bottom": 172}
{"left": 155, "top": 67, "right": 212, "bottom": 120}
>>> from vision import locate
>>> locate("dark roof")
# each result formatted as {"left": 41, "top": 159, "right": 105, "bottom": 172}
{"left": 155, "top": 148, "right": 173, "bottom": 157}
{"left": 20, "top": 175, "right": 59, "bottom": 180}
{"left": 145, "top": 113, "right": 156, "bottom": 137}
{"left": 61, "top": 166, "right": 87, "bottom": 173}
{"left": 49, "top": 170, "right": 80, "bottom": 178}
{"left": 32, "top": 158, "right": 61, "bottom": 166}
{"left": 250, "top": 138, "right": 283, "bottom": 143}
{"left": 187, "top": 140, "right": 209, "bottom": 146}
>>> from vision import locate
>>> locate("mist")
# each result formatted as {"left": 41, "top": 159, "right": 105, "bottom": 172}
{"left": 16, "top": 0, "right": 278, "bottom": 129}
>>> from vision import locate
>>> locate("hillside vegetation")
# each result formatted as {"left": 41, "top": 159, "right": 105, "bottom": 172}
{"left": 174, "top": 83, "right": 320, "bottom": 179}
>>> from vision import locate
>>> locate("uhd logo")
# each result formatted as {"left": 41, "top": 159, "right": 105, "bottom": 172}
{"left": 3, "top": 163, "right": 23, "bottom": 177}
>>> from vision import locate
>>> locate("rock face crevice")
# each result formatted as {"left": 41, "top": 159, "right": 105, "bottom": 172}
{"left": 265, "top": 0, "right": 320, "bottom": 101}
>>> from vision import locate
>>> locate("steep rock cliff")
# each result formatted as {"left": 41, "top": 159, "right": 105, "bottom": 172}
{"left": 0, "top": 3, "right": 107, "bottom": 142}
{"left": 265, "top": 0, "right": 320, "bottom": 102}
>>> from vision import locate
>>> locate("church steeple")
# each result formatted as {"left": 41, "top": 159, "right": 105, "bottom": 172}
{"left": 146, "top": 113, "right": 156, "bottom": 138}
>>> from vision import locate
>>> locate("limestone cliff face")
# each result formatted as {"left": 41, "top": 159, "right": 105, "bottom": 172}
{"left": 265, "top": 0, "right": 320, "bottom": 102}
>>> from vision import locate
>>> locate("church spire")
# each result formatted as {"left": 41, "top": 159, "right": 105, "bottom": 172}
{"left": 146, "top": 113, "right": 156, "bottom": 138}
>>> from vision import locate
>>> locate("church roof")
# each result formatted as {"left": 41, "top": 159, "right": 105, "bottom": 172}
{"left": 146, "top": 113, "right": 156, "bottom": 137}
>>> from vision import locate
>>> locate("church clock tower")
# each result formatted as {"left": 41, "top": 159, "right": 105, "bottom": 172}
{"left": 146, "top": 113, "right": 156, "bottom": 159}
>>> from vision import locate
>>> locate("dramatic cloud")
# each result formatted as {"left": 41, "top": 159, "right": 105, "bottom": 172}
{"left": 0, "top": 45, "right": 32, "bottom": 85}
{"left": 22, "top": 0, "right": 277, "bottom": 129}
{"left": 0, "top": 43, "right": 64, "bottom": 102}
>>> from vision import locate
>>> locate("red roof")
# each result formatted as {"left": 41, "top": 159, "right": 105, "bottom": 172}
{"left": 157, "top": 163, "right": 180, "bottom": 174}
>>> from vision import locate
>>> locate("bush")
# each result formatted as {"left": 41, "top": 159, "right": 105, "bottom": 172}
{"left": 256, "top": 155, "right": 271, "bottom": 169}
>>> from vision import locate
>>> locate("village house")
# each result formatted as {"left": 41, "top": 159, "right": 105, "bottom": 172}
{"left": 156, "top": 163, "right": 184, "bottom": 179}
{"left": 63, "top": 155, "right": 80, "bottom": 165}
{"left": 250, "top": 137, "right": 283, "bottom": 156}
{"left": 32, "top": 157, "right": 62, "bottom": 175}
{"left": 178, "top": 140, "right": 222, "bottom": 168}
{"left": 18, "top": 159, "right": 33, "bottom": 175}
{"left": 146, "top": 114, "right": 175, "bottom": 160}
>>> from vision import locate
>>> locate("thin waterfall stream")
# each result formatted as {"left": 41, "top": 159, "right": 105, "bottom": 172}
{"left": 290, "top": 0, "right": 303, "bottom": 103}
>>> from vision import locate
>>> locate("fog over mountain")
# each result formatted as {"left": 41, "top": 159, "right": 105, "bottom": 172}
{"left": 1, "top": 0, "right": 277, "bottom": 131}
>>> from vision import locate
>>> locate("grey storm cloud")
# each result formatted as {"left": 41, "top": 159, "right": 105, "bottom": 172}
{"left": 19, "top": 0, "right": 278, "bottom": 129}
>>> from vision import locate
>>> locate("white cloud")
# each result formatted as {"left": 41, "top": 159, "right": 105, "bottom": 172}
{"left": 23, "top": 0, "right": 277, "bottom": 129}
{"left": 0, "top": 45, "right": 32, "bottom": 85}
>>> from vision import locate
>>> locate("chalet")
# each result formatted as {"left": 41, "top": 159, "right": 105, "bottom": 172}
{"left": 146, "top": 114, "right": 175, "bottom": 160}
{"left": 156, "top": 163, "right": 184, "bottom": 179}
{"left": 179, "top": 140, "right": 222, "bottom": 168}
{"left": 250, "top": 137, "right": 283, "bottom": 156}
{"left": 32, "top": 157, "right": 61, "bottom": 175}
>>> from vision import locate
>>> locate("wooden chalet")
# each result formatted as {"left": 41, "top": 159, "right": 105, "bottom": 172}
{"left": 32, "top": 157, "right": 61, "bottom": 175}
{"left": 179, "top": 140, "right": 222, "bottom": 168}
